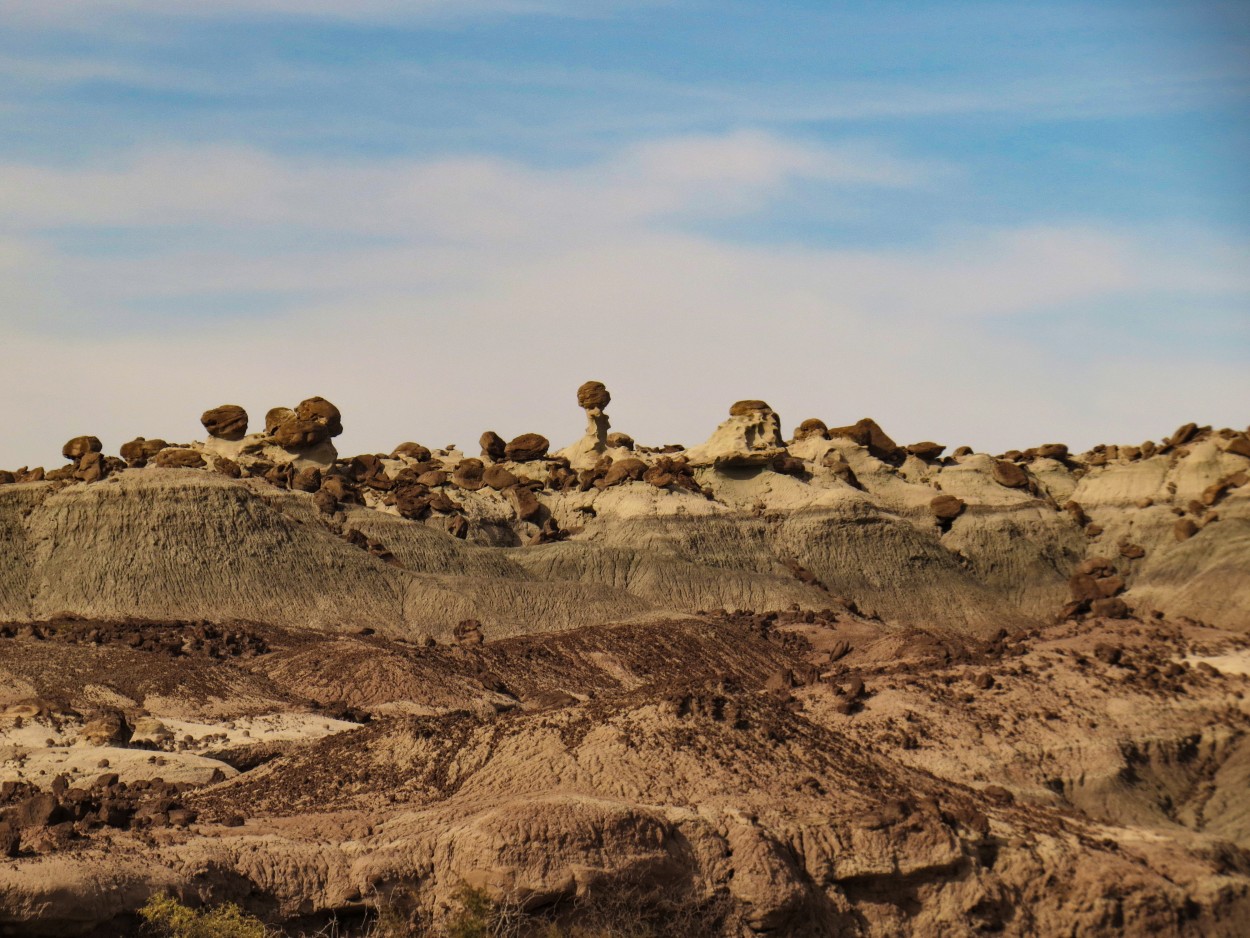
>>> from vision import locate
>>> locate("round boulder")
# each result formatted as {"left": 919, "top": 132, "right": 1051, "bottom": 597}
{"left": 577, "top": 380, "right": 611, "bottom": 411}
{"left": 62, "top": 436, "right": 102, "bottom": 461}
{"left": 200, "top": 404, "right": 248, "bottom": 440}
{"left": 505, "top": 433, "right": 550, "bottom": 462}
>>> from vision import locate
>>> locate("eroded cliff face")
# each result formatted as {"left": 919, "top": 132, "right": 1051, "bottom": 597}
{"left": 2, "top": 391, "right": 1247, "bottom": 639}
{"left": 1, "top": 389, "right": 1248, "bottom": 936}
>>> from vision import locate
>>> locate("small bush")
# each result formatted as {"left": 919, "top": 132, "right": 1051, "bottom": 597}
{"left": 139, "top": 893, "right": 270, "bottom": 938}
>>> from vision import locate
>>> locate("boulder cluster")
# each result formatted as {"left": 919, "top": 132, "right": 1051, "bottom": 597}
{"left": 1063, "top": 556, "right": 1130, "bottom": 621}
{"left": 1, "top": 774, "right": 203, "bottom": 858}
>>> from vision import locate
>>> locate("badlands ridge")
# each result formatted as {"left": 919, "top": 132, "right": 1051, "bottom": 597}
{"left": 0, "top": 383, "right": 1248, "bottom": 936}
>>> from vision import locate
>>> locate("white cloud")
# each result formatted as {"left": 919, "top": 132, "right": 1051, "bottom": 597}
{"left": 0, "top": 133, "right": 1246, "bottom": 468}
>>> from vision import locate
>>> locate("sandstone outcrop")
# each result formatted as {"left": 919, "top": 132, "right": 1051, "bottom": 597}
{"left": 684, "top": 399, "right": 787, "bottom": 469}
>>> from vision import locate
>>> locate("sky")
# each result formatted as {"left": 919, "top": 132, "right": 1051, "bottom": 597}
{"left": 1, "top": 0, "right": 1248, "bottom": 467}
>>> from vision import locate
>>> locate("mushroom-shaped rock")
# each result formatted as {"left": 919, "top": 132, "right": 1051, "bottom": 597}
{"left": 685, "top": 400, "right": 787, "bottom": 469}
{"left": 827, "top": 418, "right": 900, "bottom": 462}
{"left": 577, "top": 380, "right": 611, "bottom": 411}
{"left": 200, "top": 404, "right": 248, "bottom": 440}
{"left": 505, "top": 433, "right": 550, "bottom": 463}
{"left": 480, "top": 431, "right": 506, "bottom": 462}
{"left": 62, "top": 436, "right": 102, "bottom": 461}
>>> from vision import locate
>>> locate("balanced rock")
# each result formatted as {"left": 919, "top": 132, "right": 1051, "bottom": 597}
{"left": 930, "top": 494, "right": 965, "bottom": 522}
{"left": 577, "top": 381, "right": 610, "bottom": 411}
{"left": 295, "top": 397, "right": 343, "bottom": 438}
{"left": 505, "top": 433, "right": 550, "bottom": 463}
{"left": 200, "top": 405, "right": 248, "bottom": 440}
{"left": 62, "top": 436, "right": 102, "bottom": 461}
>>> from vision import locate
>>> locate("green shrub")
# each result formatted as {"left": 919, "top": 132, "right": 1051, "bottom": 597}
{"left": 139, "top": 893, "right": 269, "bottom": 938}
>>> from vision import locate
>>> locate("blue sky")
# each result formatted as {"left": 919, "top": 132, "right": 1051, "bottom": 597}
{"left": 1, "top": 0, "right": 1247, "bottom": 464}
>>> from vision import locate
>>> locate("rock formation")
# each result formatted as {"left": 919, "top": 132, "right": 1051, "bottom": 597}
{"left": 684, "top": 399, "right": 787, "bottom": 468}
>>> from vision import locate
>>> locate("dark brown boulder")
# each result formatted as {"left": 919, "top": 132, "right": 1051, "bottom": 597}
{"left": 729, "top": 400, "right": 772, "bottom": 417}
{"left": 577, "top": 380, "right": 611, "bottom": 410}
{"left": 453, "top": 619, "right": 484, "bottom": 646}
{"left": 264, "top": 407, "right": 295, "bottom": 435}
{"left": 119, "top": 438, "right": 167, "bottom": 466}
{"left": 1174, "top": 518, "right": 1199, "bottom": 541}
{"left": 480, "top": 431, "right": 506, "bottom": 461}
{"left": 602, "top": 457, "right": 647, "bottom": 486}
{"left": 416, "top": 470, "right": 447, "bottom": 487}
{"left": 271, "top": 418, "right": 327, "bottom": 449}
{"left": 451, "top": 458, "right": 485, "bottom": 491}
{"left": 1037, "top": 443, "right": 1069, "bottom": 460}
{"left": 607, "top": 432, "right": 635, "bottom": 450}
{"left": 12, "top": 793, "right": 64, "bottom": 829}
{"left": 62, "top": 436, "right": 102, "bottom": 461}
{"left": 929, "top": 495, "right": 966, "bottom": 521}
{"left": 991, "top": 459, "right": 1028, "bottom": 488}
{"left": 505, "top": 433, "right": 549, "bottom": 462}
{"left": 1167, "top": 422, "right": 1198, "bottom": 448}
{"left": 392, "top": 442, "right": 432, "bottom": 462}
{"left": 1069, "top": 573, "right": 1101, "bottom": 603}
{"left": 1119, "top": 543, "right": 1146, "bottom": 560}
{"left": 482, "top": 465, "right": 519, "bottom": 490}
{"left": 952, "top": 446, "right": 973, "bottom": 458}
{"left": 427, "top": 492, "right": 461, "bottom": 513}
{"left": 772, "top": 455, "right": 807, "bottom": 477}
{"left": 214, "top": 457, "right": 242, "bottom": 479}
{"left": 505, "top": 484, "right": 542, "bottom": 522}
{"left": 1091, "top": 597, "right": 1129, "bottom": 619}
{"left": 393, "top": 486, "right": 429, "bottom": 519}
{"left": 154, "top": 448, "right": 206, "bottom": 470}
{"left": 16, "top": 467, "right": 44, "bottom": 483}
{"left": 906, "top": 442, "right": 946, "bottom": 461}
{"left": 793, "top": 419, "right": 828, "bottom": 441}
{"left": 200, "top": 405, "right": 248, "bottom": 440}
{"left": 295, "top": 397, "right": 343, "bottom": 438}
{"left": 320, "top": 475, "right": 360, "bottom": 505}
{"left": 642, "top": 465, "right": 676, "bottom": 488}
{"left": 74, "top": 451, "right": 108, "bottom": 483}
{"left": 1140, "top": 440, "right": 1158, "bottom": 458}
{"left": 445, "top": 515, "right": 469, "bottom": 539}
{"left": 291, "top": 466, "right": 322, "bottom": 492}
{"left": 1227, "top": 435, "right": 1250, "bottom": 459}
{"left": 827, "top": 418, "right": 900, "bottom": 461}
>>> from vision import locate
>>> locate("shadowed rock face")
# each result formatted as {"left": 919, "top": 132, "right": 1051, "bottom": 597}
{"left": 1, "top": 390, "right": 1248, "bottom": 936}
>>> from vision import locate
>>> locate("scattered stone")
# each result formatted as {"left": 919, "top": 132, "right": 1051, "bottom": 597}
{"left": 451, "top": 458, "right": 486, "bottom": 491}
{"left": 1174, "top": 518, "right": 1199, "bottom": 542}
{"left": 392, "top": 442, "right": 433, "bottom": 462}
{"left": 505, "top": 484, "right": 542, "bottom": 522}
{"left": 1037, "top": 443, "right": 1069, "bottom": 460}
{"left": 606, "top": 432, "right": 635, "bottom": 450}
{"left": 1119, "top": 543, "right": 1146, "bottom": 560}
{"left": 482, "top": 465, "right": 519, "bottom": 490}
{"left": 602, "top": 457, "right": 647, "bottom": 486}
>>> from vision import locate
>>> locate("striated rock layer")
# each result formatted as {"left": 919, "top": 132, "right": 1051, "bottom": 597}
{"left": 1, "top": 385, "right": 1248, "bottom": 936}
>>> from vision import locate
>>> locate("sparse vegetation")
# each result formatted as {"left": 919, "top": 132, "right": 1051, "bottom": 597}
{"left": 139, "top": 894, "right": 269, "bottom": 938}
